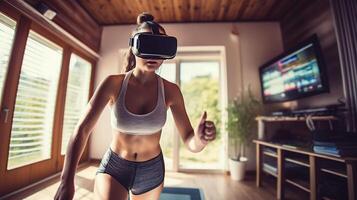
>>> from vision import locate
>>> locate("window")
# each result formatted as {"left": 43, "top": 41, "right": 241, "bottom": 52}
{"left": 0, "top": 5, "right": 96, "bottom": 195}
{"left": 157, "top": 63, "right": 176, "bottom": 170}
{"left": 7, "top": 30, "right": 63, "bottom": 169}
{"left": 157, "top": 59, "right": 224, "bottom": 171}
{"left": 61, "top": 54, "right": 92, "bottom": 154}
{"left": 0, "top": 12, "right": 16, "bottom": 105}
{"left": 178, "top": 61, "right": 222, "bottom": 169}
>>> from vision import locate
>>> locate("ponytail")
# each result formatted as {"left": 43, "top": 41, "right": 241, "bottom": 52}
{"left": 121, "top": 12, "right": 165, "bottom": 73}
{"left": 121, "top": 47, "right": 136, "bottom": 73}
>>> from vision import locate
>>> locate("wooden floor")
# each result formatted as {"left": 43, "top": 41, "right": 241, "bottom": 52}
{"left": 8, "top": 163, "right": 306, "bottom": 200}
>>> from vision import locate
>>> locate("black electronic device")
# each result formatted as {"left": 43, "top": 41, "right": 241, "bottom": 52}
{"left": 291, "top": 103, "right": 346, "bottom": 116}
{"left": 259, "top": 35, "right": 329, "bottom": 103}
{"left": 291, "top": 107, "right": 331, "bottom": 116}
{"left": 129, "top": 20, "right": 177, "bottom": 60}
{"left": 129, "top": 33, "right": 177, "bottom": 59}
{"left": 271, "top": 110, "right": 292, "bottom": 116}
{"left": 270, "top": 102, "right": 346, "bottom": 117}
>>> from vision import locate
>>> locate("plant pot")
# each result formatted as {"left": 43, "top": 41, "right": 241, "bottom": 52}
{"left": 229, "top": 157, "right": 248, "bottom": 181}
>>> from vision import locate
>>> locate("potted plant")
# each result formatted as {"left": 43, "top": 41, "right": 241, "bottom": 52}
{"left": 225, "top": 87, "right": 261, "bottom": 181}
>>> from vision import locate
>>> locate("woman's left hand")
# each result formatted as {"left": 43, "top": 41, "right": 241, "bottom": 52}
{"left": 195, "top": 111, "right": 216, "bottom": 145}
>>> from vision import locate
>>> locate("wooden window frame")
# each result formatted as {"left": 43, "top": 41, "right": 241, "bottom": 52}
{"left": 56, "top": 48, "right": 96, "bottom": 171}
{"left": 0, "top": 1, "right": 97, "bottom": 196}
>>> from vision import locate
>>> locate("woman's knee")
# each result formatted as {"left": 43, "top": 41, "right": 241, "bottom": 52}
{"left": 94, "top": 173, "right": 129, "bottom": 200}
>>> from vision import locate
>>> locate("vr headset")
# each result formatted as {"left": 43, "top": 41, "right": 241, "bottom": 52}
{"left": 129, "top": 21, "right": 177, "bottom": 60}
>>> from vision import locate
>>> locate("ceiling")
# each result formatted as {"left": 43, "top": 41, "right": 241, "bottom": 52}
{"left": 77, "top": 0, "right": 311, "bottom": 25}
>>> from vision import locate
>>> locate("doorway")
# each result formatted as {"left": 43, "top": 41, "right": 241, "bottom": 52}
{"left": 157, "top": 46, "right": 228, "bottom": 172}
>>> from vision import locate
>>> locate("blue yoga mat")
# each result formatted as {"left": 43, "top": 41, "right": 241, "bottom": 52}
{"left": 128, "top": 187, "right": 204, "bottom": 200}
{"left": 159, "top": 187, "right": 205, "bottom": 200}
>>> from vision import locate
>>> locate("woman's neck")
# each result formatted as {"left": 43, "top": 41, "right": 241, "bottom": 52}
{"left": 132, "top": 67, "right": 156, "bottom": 85}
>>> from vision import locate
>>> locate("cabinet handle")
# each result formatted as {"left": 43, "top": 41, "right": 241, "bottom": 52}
{"left": 3, "top": 108, "right": 9, "bottom": 123}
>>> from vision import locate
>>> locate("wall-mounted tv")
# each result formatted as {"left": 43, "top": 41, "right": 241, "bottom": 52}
{"left": 259, "top": 35, "right": 329, "bottom": 104}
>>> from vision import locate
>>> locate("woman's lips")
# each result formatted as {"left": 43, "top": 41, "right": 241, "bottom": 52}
{"left": 146, "top": 60, "right": 159, "bottom": 64}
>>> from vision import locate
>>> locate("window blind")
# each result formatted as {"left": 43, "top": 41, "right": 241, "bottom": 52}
{"left": 8, "top": 30, "right": 63, "bottom": 169}
{"left": 0, "top": 12, "right": 16, "bottom": 105}
{"left": 61, "top": 54, "right": 91, "bottom": 155}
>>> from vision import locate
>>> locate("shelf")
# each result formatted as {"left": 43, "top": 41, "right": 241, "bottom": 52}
{"left": 322, "top": 197, "right": 333, "bottom": 200}
{"left": 262, "top": 162, "right": 277, "bottom": 178}
{"left": 319, "top": 159, "right": 347, "bottom": 178}
{"left": 255, "top": 140, "right": 357, "bottom": 200}
{"left": 285, "top": 157, "right": 310, "bottom": 167}
{"left": 262, "top": 167, "right": 278, "bottom": 178}
{"left": 318, "top": 172, "right": 348, "bottom": 200}
{"left": 254, "top": 140, "right": 356, "bottom": 163}
{"left": 262, "top": 146, "right": 277, "bottom": 158}
{"left": 256, "top": 115, "right": 337, "bottom": 122}
{"left": 321, "top": 168, "right": 347, "bottom": 178}
{"left": 285, "top": 178, "right": 310, "bottom": 193}
{"left": 263, "top": 151, "right": 278, "bottom": 158}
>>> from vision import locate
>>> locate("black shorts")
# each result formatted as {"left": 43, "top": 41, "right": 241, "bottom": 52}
{"left": 96, "top": 148, "right": 165, "bottom": 195}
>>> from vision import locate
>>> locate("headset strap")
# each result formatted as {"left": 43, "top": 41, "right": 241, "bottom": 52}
{"left": 147, "top": 21, "right": 161, "bottom": 34}
{"left": 128, "top": 21, "right": 163, "bottom": 46}
{"left": 128, "top": 37, "right": 133, "bottom": 46}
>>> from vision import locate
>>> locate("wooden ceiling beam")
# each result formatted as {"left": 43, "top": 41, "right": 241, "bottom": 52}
{"left": 217, "top": 0, "right": 231, "bottom": 21}
{"left": 75, "top": 0, "right": 292, "bottom": 25}
{"left": 255, "top": 0, "right": 277, "bottom": 20}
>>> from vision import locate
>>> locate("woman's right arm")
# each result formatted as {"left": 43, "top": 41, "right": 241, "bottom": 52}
{"left": 54, "top": 75, "right": 117, "bottom": 200}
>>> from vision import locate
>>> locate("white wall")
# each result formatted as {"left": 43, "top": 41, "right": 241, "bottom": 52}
{"left": 90, "top": 22, "right": 283, "bottom": 170}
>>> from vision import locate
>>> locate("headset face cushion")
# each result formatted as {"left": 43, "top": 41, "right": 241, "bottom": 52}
{"left": 130, "top": 33, "right": 177, "bottom": 59}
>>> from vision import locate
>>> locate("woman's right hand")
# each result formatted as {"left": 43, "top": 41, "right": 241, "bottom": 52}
{"left": 54, "top": 181, "right": 75, "bottom": 200}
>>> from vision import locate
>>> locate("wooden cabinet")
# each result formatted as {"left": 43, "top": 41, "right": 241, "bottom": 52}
{"left": 254, "top": 140, "right": 357, "bottom": 200}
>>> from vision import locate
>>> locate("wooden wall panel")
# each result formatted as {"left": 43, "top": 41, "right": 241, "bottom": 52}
{"left": 280, "top": 0, "right": 343, "bottom": 108}
{"left": 217, "top": 0, "right": 230, "bottom": 21}
{"left": 254, "top": 0, "right": 276, "bottom": 20}
{"left": 225, "top": 0, "right": 246, "bottom": 21}
{"left": 330, "top": 0, "right": 357, "bottom": 132}
{"left": 266, "top": 0, "right": 298, "bottom": 20}
{"left": 25, "top": 0, "right": 102, "bottom": 52}
{"left": 16, "top": 0, "right": 323, "bottom": 26}
{"left": 241, "top": 0, "right": 265, "bottom": 20}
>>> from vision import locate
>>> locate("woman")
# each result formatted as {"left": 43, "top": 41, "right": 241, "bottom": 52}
{"left": 54, "top": 13, "right": 216, "bottom": 200}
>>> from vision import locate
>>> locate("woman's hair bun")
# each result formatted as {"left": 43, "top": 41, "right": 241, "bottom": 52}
{"left": 137, "top": 12, "right": 154, "bottom": 25}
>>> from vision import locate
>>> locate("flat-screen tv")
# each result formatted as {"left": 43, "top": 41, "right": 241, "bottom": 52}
{"left": 259, "top": 35, "right": 329, "bottom": 104}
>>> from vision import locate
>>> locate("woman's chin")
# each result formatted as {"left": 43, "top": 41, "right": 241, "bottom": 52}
{"left": 144, "top": 64, "right": 160, "bottom": 70}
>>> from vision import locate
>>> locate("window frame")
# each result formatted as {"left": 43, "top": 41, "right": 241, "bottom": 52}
{"left": 0, "top": 2, "right": 97, "bottom": 196}
{"left": 158, "top": 46, "right": 229, "bottom": 173}
{"left": 56, "top": 49, "right": 96, "bottom": 171}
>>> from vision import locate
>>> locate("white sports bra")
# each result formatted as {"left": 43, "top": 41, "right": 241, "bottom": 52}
{"left": 110, "top": 69, "right": 167, "bottom": 135}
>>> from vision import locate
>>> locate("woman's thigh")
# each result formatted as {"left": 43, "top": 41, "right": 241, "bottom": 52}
{"left": 94, "top": 173, "right": 129, "bottom": 200}
{"left": 130, "top": 181, "right": 164, "bottom": 200}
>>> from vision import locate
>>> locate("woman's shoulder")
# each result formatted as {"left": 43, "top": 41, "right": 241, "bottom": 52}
{"left": 104, "top": 74, "right": 125, "bottom": 89}
{"left": 159, "top": 76, "right": 177, "bottom": 92}
{"left": 105, "top": 74, "right": 126, "bottom": 106}
{"left": 110, "top": 73, "right": 126, "bottom": 82}
{"left": 159, "top": 76, "right": 181, "bottom": 107}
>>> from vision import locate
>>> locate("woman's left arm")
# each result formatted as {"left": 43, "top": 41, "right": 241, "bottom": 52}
{"left": 169, "top": 83, "right": 216, "bottom": 153}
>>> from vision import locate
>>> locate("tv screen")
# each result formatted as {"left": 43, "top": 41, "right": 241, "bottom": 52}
{"left": 259, "top": 35, "right": 329, "bottom": 103}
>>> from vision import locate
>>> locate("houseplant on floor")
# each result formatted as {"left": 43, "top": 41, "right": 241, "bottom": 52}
{"left": 225, "top": 87, "right": 261, "bottom": 181}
